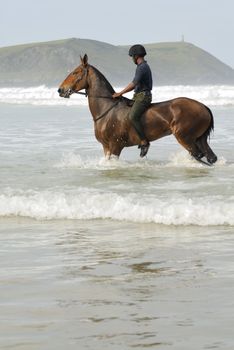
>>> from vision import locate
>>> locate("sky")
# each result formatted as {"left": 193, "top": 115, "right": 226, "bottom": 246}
{"left": 1, "top": 0, "right": 234, "bottom": 68}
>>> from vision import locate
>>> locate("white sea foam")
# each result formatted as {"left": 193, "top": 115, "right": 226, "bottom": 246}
{"left": 0, "top": 187, "right": 233, "bottom": 225}
{"left": 0, "top": 86, "right": 87, "bottom": 106}
{"left": 0, "top": 85, "right": 234, "bottom": 106}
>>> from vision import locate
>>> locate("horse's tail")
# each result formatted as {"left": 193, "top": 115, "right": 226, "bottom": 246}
{"left": 201, "top": 105, "right": 214, "bottom": 141}
{"left": 196, "top": 105, "right": 217, "bottom": 164}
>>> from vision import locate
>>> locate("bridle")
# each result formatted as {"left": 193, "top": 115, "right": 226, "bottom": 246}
{"left": 65, "top": 66, "right": 89, "bottom": 98}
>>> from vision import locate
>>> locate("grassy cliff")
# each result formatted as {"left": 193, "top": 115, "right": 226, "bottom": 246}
{"left": 0, "top": 38, "right": 234, "bottom": 86}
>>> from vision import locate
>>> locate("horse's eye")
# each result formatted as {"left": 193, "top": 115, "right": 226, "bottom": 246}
{"left": 72, "top": 72, "right": 77, "bottom": 76}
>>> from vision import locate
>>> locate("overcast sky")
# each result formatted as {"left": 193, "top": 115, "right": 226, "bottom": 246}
{"left": 1, "top": 0, "right": 234, "bottom": 67}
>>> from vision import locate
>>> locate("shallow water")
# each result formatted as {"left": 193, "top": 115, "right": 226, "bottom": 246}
{"left": 0, "top": 101, "right": 234, "bottom": 349}
{"left": 1, "top": 219, "right": 234, "bottom": 350}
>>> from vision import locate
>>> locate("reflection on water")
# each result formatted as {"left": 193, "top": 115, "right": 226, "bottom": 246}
{"left": 1, "top": 219, "right": 233, "bottom": 349}
{"left": 129, "top": 261, "right": 169, "bottom": 274}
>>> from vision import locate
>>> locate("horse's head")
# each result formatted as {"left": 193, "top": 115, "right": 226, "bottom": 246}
{"left": 58, "top": 54, "right": 89, "bottom": 98}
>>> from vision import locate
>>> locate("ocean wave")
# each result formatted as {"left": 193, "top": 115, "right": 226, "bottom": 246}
{"left": 0, "top": 188, "right": 233, "bottom": 226}
{"left": 0, "top": 86, "right": 87, "bottom": 106}
{"left": 0, "top": 85, "right": 234, "bottom": 107}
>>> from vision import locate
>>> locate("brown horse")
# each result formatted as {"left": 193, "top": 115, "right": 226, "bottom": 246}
{"left": 58, "top": 54, "right": 217, "bottom": 164}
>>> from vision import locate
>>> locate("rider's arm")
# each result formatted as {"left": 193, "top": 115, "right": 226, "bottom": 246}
{"left": 112, "top": 82, "right": 135, "bottom": 98}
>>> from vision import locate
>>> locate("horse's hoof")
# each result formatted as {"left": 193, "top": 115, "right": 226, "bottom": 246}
{"left": 207, "top": 155, "right": 218, "bottom": 164}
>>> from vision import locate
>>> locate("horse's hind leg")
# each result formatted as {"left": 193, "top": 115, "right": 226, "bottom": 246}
{"left": 174, "top": 133, "right": 204, "bottom": 161}
{"left": 196, "top": 136, "right": 217, "bottom": 164}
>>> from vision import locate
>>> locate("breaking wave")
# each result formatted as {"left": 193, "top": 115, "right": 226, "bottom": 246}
{"left": 0, "top": 85, "right": 234, "bottom": 106}
{"left": 0, "top": 187, "right": 233, "bottom": 226}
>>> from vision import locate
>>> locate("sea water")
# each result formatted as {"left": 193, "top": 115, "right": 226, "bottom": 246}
{"left": 0, "top": 86, "right": 234, "bottom": 349}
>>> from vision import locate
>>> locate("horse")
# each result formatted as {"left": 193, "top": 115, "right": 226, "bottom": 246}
{"left": 58, "top": 54, "right": 217, "bottom": 165}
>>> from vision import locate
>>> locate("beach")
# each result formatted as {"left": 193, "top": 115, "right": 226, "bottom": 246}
{"left": 0, "top": 88, "right": 234, "bottom": 349}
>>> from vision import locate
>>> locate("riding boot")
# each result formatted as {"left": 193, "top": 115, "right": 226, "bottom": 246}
{"left": 140, "top": 141, "right": 150, "bottom": 158}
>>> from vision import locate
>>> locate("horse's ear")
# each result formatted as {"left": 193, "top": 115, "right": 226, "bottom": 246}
{"left": 80, "top": 54, "right": 88, "bottom": 67}
{"left": 83, "top": 54, "right": 88, "bottom": 66}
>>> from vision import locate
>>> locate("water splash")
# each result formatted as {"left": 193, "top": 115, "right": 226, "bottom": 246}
{"left": 54, "top": 151, "right": 228, "bottom": 170}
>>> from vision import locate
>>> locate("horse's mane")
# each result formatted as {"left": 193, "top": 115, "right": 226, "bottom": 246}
{"left": 89, "top": 64, "right": 133, "bottom": 107}
{"left": 89, "top": 65, "right": 115, "bottom": 94}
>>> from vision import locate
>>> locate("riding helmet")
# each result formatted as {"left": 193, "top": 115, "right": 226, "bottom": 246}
{"left": 129, "top": 44, "right": 147, "bottom": 57}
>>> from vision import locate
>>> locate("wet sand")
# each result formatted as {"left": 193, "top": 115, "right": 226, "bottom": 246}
{"left": 1, "top": 218, "right": 234, "bottom": 350}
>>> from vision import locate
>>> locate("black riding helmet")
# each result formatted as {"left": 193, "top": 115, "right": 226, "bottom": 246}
{"left": 129, "top": 44, "right": 147, "bottom": 57}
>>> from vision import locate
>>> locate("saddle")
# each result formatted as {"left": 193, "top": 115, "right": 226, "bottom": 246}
{"left": 124, "top": 97, "right": 135, "bottom": 107}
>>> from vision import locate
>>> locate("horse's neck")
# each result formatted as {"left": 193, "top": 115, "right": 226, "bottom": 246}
{"left": 87, "top": 66, "right": 114, "bottom": 119}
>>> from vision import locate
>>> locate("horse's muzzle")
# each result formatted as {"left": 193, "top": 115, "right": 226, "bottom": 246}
{"left": 58, "top": 87, "right": 72, "bottom": 98}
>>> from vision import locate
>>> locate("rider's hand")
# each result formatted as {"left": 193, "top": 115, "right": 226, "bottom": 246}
{"left": 112, "top": 92, "right": 122, "bottom": 99}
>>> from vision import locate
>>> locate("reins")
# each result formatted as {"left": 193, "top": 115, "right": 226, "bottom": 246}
{"left": 75, "top": 90, "right": 114, "bottom": 99}
{"left": 75, "top": 90, "right": 121, "bottom": 122}
{"left": 94, "top": 100, "right": 120, "bottom": 122}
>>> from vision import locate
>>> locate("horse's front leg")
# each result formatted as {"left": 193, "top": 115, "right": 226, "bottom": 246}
{"left": 105, "top": 150, "right": 112, "bottom": 160}
{"left": 102, "top": 145, "right": 111, "bottom": 160}
{"left": 102, "top": 144, "right": 123, "bottom": 160}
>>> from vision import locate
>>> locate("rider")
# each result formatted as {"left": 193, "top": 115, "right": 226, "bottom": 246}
{"left": 112, "top": 44, "right": 153, "bottom": 157}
